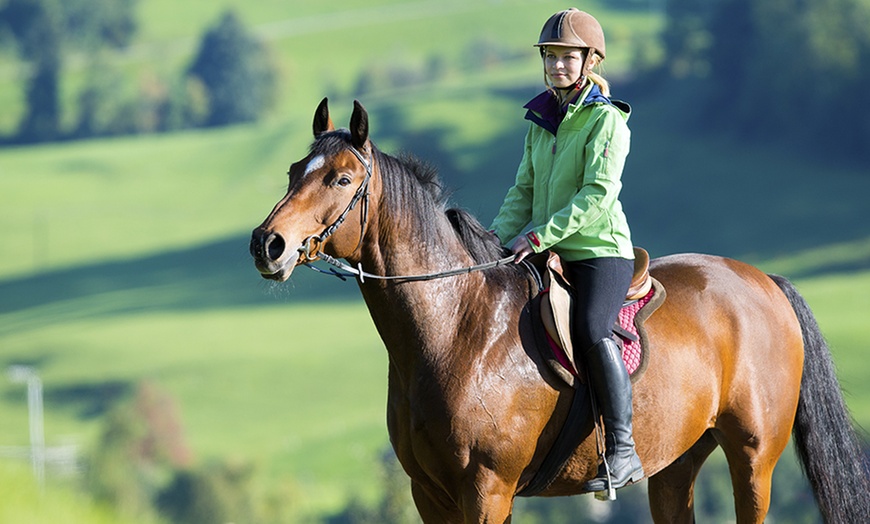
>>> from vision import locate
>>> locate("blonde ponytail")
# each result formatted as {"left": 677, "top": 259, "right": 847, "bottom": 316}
{"left": 586, "top": 53, "right": 610, "bottom": 97}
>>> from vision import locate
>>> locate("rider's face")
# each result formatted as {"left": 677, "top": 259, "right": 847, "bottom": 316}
{"left": 543, "top": 46, "right": 586, "bottom": 88}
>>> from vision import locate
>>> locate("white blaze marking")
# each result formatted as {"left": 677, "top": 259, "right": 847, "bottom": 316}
{"left": 304, "top": 155, "right": 325, "bottom": 176}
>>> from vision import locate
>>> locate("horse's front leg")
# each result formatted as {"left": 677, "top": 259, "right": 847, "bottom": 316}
{"left": 648, "top": 430, "right": 719, "bottom": 523}
{"left": 411, "top": 470, "right": 516, "bottom": 524}
{"left": 458, "top": 466, "right": 516, "bottom": 523}
{"left": 411, "top": 480, "right": 464, "bottom": 523}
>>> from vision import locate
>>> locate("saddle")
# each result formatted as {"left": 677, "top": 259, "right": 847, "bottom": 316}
{"left": 516, "top": 248, "right": 666, "bottom": 498}
{"left": 530, "top": 247, "right": 665, "bottom": 388}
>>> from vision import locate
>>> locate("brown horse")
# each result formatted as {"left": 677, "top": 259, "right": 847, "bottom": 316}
{"left": 250, "top": 98, "right": 870, "bottom": 523}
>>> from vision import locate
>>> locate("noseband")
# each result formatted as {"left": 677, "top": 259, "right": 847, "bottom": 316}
{"left": 299, "top": 145, "right": 372, "bottom": 261}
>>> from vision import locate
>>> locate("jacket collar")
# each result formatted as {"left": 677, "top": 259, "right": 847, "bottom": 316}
{"left": 523, "top": 83, "right": 615, "bottom": 135}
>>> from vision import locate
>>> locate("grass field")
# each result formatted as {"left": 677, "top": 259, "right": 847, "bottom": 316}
{"left": 1, "top": 0, "right": 869, "bottom": 521}
{"left": 1, "top": 302, "right": 389, "bottom": 515}
{"left": 0, "top": 461, "right": 160, "bottom": 524}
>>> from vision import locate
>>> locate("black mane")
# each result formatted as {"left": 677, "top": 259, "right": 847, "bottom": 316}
{"left": 312, "top": 130, "right": 519, "bottom": 284}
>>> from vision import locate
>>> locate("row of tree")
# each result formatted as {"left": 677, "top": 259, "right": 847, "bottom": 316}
{"left": 86, "top": 380, "right": 822, "bottom": 523}
{"left": 85, "top": 380, "right": 421, "bottom": 523}
{"left": 0, "top": 0, "right": 275, "bottom": 143}
{"left": 6, "top": 0, "right": 866, "bottom": 158}
{"left": 654, "top": 0, "right": 870, "bottom": 159}
{"left": 87, "top": 381, "right": 299, "bottom": 523}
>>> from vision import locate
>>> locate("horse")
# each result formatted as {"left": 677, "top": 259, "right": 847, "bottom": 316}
{"left": 250, "top": 98, "right": 870, "bottom": 523}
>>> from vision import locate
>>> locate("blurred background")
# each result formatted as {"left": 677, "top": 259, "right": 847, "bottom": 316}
{"left": 1, "top": 0, "right": 868, "bottom": 522}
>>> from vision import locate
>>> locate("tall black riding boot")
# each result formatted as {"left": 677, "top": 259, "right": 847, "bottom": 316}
{"left": 581, "top": 337, "right": 644, "bottom": 494}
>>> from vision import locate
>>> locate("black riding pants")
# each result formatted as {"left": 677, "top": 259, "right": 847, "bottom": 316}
{"left": 565, "top": 257, "right": 634, "bottom": 352}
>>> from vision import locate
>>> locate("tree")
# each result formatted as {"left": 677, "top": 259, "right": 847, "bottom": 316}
{"left": 157, "top": 460, "right": 260, "bottom": 524}
{"left": 659, "top": 0, "right": 715, "bottom": 81}
{"left": 187, "top": 10, "right": 276, "bottom": 127}
{"left": 704, "top": 0, "right": 754, "bottom": 123}
{"left": 60, "top": 0, "right": 136, "bottom": 48}
{"left": 746, "top": 0, "right": 870, "bottom": 151}
{"left": 657, "top": 0, "right": 870, "bottom": 158}
{"left": 0, "top": 0, "right": 62, "bottom": 141}
{"left": 0, "top": 0, "right": 137, "bottom": 142}
{"left": 87, "top": 381, "right": 192, "bottom": 518}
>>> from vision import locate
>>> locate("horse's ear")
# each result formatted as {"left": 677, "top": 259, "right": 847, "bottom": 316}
{"left": 313, "top": 97, "right": 334, "bottom": 137}
{"left": 349, "top": 100, "right": 369, "bottom": 150}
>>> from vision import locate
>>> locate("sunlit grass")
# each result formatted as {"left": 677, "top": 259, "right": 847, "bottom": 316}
{"left": 0, "top": 461, "right": 158, "bottom": 524}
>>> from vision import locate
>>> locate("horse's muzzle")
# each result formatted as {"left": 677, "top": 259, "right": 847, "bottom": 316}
{"left": 250, "top": 228, "right": 297, "bottom": 281}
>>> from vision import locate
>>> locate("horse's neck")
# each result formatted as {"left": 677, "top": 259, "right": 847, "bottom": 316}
{"left": 362, "top": 276, "right": 471, "bottom": 340}
{"left": 355, "top": 217, "right": 483, "bottom": 374}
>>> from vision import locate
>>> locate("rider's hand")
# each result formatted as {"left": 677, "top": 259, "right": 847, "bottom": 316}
{"left": 510, "top": 235, "right": 535, "bottom": 264}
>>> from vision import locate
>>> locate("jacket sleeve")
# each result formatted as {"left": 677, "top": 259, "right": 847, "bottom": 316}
{"left": 489, "top": 126, "right": 535, "bottom": 244}
{"left": 530, "top": 108, "right": 630, "bottom": 252}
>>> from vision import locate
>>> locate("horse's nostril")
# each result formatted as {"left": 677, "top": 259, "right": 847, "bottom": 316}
{"left": 249, "top": 235, "right": 261, "bottom": 258}
{"left": 265, "top": 233, "right": 286, "bottom": 261}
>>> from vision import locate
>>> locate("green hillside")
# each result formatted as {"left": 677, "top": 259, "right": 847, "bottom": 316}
{"left": 1, "top": 0, "right": 869, "bottom": 521}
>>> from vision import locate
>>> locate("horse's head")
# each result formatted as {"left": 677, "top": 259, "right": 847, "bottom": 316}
{"left": 250, "top": 98, "right": 373, "bottom": 281}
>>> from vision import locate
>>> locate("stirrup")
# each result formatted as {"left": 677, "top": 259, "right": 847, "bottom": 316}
{"left": 594, "top": 456, "right": 617, "bottom": 501}
{"left": 585, "top": 451, "right": 645, "bottom": 500}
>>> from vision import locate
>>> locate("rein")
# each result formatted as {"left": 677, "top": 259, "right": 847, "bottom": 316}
{"left": 298, "top": 144, "right": 518, "bottom": 283}
{"left": 308, "top": 251, "right": 518, "bottom": 283}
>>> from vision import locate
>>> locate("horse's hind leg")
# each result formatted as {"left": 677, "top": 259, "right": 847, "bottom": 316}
{"left": 714, "top": 414, "right": 790, "bottom": 524}
{"left": 648, "top": 431, "right": 718, "bottom": 523}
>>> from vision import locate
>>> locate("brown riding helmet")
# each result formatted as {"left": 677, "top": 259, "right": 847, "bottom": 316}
{"left": 534, "top": 8, "right": 606, "bottom": 60}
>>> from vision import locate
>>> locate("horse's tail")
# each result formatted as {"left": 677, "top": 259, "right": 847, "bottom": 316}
{"left": 769, "top": 274, "right": 870, "bottom": 522}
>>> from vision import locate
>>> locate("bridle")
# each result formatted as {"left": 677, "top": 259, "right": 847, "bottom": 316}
{"left": 297, "top": 144, "right": 518, "bottom": 284}
{"left": 298, "top": 145, "right": 372, "bottom": 263}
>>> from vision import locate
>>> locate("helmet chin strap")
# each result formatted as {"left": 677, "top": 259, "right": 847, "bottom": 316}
{"left": 556, "top": 77, "right": 587, "bottom": 92}
{"left": 554, "top": 75, "right": 588, "bottom": 105}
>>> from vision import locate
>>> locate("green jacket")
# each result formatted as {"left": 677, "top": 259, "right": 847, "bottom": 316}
{"left": 490, "top": 83, "right": 634, "bottom": 261}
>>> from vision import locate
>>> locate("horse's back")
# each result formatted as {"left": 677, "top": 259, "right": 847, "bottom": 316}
{"left": 649, "top": 253, "right": 800, "bottom": 330}
{"left": 632, "top": 253, "right": 804, "bottom": 476}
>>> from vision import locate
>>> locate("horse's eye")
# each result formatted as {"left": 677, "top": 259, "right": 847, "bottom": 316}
{"left": 336, "top": 175, "right": 353, "bottom": 187}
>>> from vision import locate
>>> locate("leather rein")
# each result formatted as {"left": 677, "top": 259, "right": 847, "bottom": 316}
{"left": 298, "top": 145, "right": 517, "bottom": 283}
